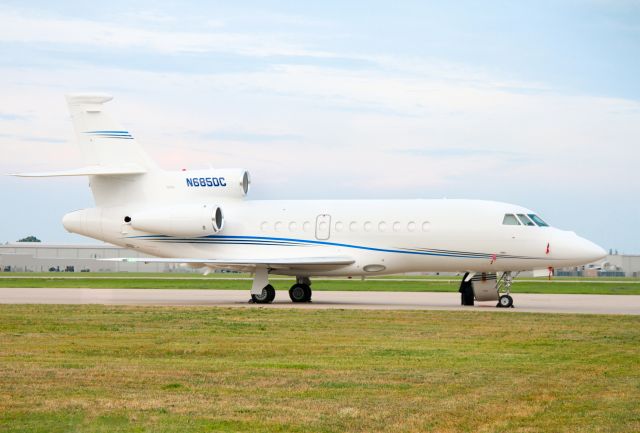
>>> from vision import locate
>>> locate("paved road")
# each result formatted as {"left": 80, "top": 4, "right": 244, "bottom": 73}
{"left": 1, "top": 288, "right": 639, "bottom": 315}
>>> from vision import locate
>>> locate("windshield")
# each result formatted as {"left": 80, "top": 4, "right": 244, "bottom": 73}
{"left": 502, "top": 214, "right": 521, "bottom": 225}
{"left": 517, "top": 214, "right": 536, "bottom": 226}
{"left": 528, "top": 214, "right": 549, "bottom": 227}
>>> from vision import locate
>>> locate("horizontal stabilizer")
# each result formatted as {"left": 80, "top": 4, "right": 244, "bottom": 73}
{"left": 100, "top": 256, "right": 355, "bottom": 270}
{"left": 9, "top": 164, "right": 147, "bottom": 177}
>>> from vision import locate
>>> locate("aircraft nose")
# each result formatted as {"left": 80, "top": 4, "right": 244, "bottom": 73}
{"left": 578, "top": 237, "right": 607, "bottom": 263}
{"left": 551, "top": 231, "right": 607, "bottom": 265}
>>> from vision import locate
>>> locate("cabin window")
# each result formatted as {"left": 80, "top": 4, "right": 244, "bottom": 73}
{"left": 260, "top": 221, "right": 269, "bottom": 231}
{"left": 393, "top": 221, "right": 401, "bottom": 232}
{"left": 502, "top": 214, "right": 520, "bottom": 225}
{"left": 349, "top": 221, "right": 358, "bottom": 232}
{"left": 528, "top": 214, "right": 549, "bottom": 227}
{"left": 288, "top": 221, "right": 297, "bottom": 231}
{"left": 303, "top": 221, "right": 311, "bottom": 232}
{"left": 364, "top": 221, "right": 372, "bottom": 232}
{"left": 335, "top": 221, "right": 344, "bottom": 232}
{"left": 517, "top": 214, "right": 536, "bottom": 226}
{"left": 407, "top": 221, "right": 416, "bottom": 232}
{"left": 422, "top": 221, "right": 431, "bottom": 232}
{"left": 378, "top": 221, "right": 387, "bottom": 232}
{"left": 275, "top": 221, "right": 284, "bottom": 231}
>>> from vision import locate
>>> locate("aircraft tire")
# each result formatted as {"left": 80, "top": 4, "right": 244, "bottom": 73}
{"left": 498, "top": 294, "right": 513, "bottom": 308}
{"left": 289, "top": 284, "right": 312, "bottom": 302}
{"left": 252, "top": 284, "right": 276, "bottom": 304}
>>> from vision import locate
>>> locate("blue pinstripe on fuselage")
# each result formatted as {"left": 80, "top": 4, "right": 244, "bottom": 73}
{"left": 127, "top": 234, "right": 547, "bottom": 261}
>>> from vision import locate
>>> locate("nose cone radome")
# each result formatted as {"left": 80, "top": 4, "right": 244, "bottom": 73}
{"left": 555, "top": 232, "right": 607, "bottom": 265}
{"left": 576, "top": 237, "right": 607, "bottom": 263}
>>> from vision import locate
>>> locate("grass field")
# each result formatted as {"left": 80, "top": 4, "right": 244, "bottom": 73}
{"left": 0, "top": 273, "right": 639, "bottom": 295}
{"left": 0, "top": 305, "right": 638, "bottom": 432}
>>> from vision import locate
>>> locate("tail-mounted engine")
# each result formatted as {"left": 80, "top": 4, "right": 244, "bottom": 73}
{"left": 129, "top": 204, "right": 224, "bottom": 237}
{"left": 180, "top": 169, "right": 250, "bottom": 198}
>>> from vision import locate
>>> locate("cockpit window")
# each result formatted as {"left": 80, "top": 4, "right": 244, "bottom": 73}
{"left": 528, "top": 214, "right": 549, "bottom": 227}
{"left": 502, "top": 214, "right": 521, "bottom": 225}
{"left": 517, "top": 214, "right": 536, "bottom": 226}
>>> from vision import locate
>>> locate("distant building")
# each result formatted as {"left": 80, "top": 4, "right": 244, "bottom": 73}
{"left": 0, "top": 243, "right": 186, "bottom": 273}
{"left": 556, "top": 254, "right": 640, "bottom": 278}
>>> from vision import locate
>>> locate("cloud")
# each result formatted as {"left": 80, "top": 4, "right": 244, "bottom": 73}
{"left": 197, "top": 130, "right": 303, "bottom": 143}
{"left": 0, "top": 7, "right": 335, "bottom": 58}
{"left": 1, "top": 60, "right": 638, "bottom": 197}
{"left": 0, "top": 3, "right": 638, "bottom": 251}
{"left": 0, "top": 113, "right": 32, "bottom": 121}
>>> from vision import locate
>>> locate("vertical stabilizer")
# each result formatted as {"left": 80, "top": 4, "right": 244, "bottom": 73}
{"left": 66, "top": 94, "right": 157, "bottom": 171}
{"left": 66, "top": 94, "right": 159, "bottom": 206}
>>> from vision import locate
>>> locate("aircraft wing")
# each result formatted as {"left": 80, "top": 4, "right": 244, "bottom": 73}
{"left": 100, "top": 256, "right": 355, "bottom": 271}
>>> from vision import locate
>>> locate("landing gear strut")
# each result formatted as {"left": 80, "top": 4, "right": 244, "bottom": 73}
{"left": 289, "top": 277, "right": 312, "bottom": 302}
{"left": 249, "top": 267, "right": 276, "bottom": 304}
{"left": 496, "top": 272, "right": 515, "bottom": 308}
{"left": 459, "top": 271, "right": 517, "bottom": 308}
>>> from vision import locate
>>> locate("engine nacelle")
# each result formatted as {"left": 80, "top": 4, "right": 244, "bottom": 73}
{"left": 129, "top": 204, "right": 224, "bottom": 237}
{"left": 181, "top": 169, "right": 250, "bottom": 198}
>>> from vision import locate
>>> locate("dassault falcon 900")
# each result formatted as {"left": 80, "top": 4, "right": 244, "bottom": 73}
{"left": 13, "top": 94, "right": 606, "bottom": 307}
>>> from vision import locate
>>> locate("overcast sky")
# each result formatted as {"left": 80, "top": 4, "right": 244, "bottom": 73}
{"left": 0, "top": 1, "right": 638, "bottom": 252}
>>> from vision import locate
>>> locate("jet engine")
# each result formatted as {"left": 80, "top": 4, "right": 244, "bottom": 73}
{"left": 129, "top": 204, "right": 224, "bottom": 237}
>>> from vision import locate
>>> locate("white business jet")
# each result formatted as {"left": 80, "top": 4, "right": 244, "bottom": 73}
{"left": 14, "top": 94, "right": 606, "bottom": 307}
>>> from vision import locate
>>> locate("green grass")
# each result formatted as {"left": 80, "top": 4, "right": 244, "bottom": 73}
{"left": 0, "top": 305, "right": 638, "bottom": 432}
{"left": 0, "top": 273, "right": 639, "bottom": 294}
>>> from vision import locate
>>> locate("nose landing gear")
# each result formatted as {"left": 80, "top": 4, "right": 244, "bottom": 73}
{"left": 498, "top": 294, "right": 514, "bottom": 308}
{"left": 496, "top": 272, "right": 515, "bottom": 308}
{"left": 459, "top": 271, "right": 517, "bottom": 308}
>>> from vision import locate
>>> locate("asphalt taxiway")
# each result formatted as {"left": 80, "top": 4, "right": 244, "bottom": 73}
{"left": 1, "top": 288, "right": 639, "bottom": 315}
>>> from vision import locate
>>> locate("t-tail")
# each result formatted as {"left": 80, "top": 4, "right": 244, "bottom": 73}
{"left": 11, "top": 93, "right": 250, "bottom": 210}
{"left": 11, "top": 94, "right": 159, "bottom": 206}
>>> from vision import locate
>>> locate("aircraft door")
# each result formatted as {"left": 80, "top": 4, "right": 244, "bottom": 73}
{"left": 315, "top": 214, "right": 331, "bottom": 240}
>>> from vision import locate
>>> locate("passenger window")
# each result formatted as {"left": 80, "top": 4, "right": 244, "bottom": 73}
{"left": 517, "top": 214, "right": 536, "bottom": 226}
{"left": 378, "top": 221, "right": 386, "bottom": 232}
{"left": 349, "top": 221, "right": 358, "bottom": 232}
{"left": 502, "top": 214, "right": 520, "bottom": 226}
{"left": 335, "top": 221, "right": 344, "bottom": 232}
{"left": 528, "top": 214, "right": 549, "bottom": 227}
{"left": 288, "top": 221, "right": 297, "bottom": 231}
{"left": 393, "top": 222, "right": 401, "bottom": 232}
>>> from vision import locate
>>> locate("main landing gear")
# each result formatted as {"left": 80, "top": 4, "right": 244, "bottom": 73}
{"left": 249, "top": 268, "right": 313, "bottom": 304}
{"left": 249, "top": 267, "right": 275, "bottom": 304}
{"left": 251, "top": 284, "right": 276, "bottom": 304}
{"left": 289, "top": 277, "right": 312, "bottom": 303}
